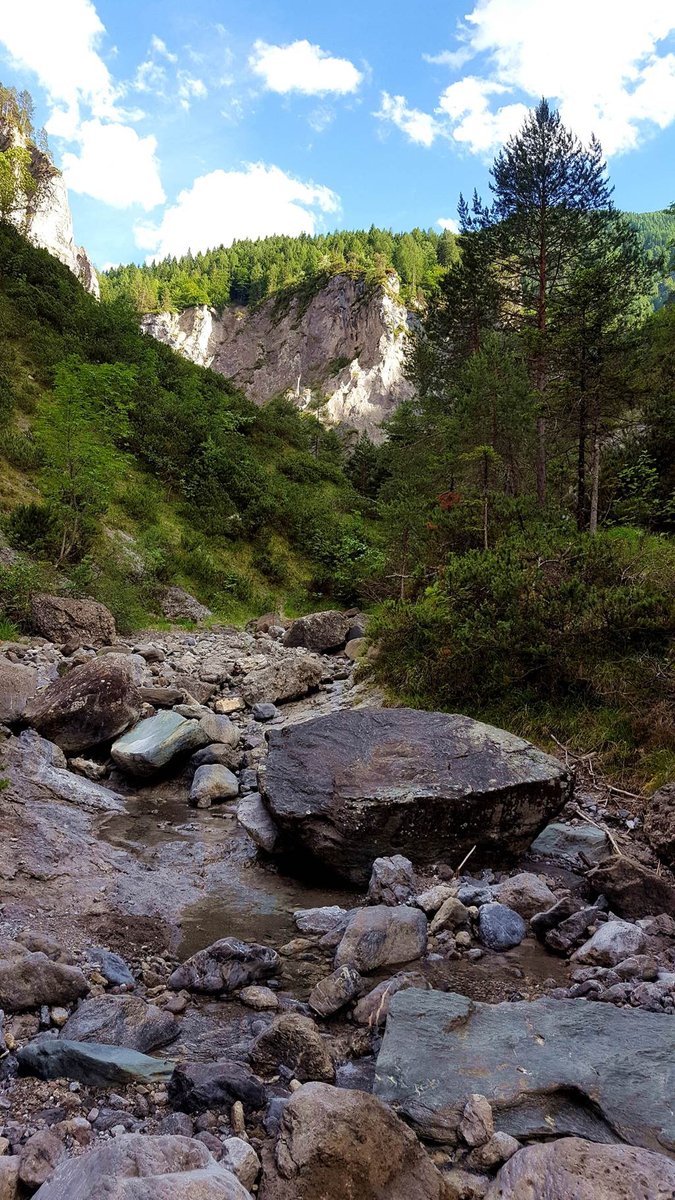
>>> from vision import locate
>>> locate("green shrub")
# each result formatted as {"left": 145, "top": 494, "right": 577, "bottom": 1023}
{"left": 2, "top": 430, "right": 42, "bottom": 470}
{"left": 6, "top": 502, "right": 58, "bottom": 555}
{"left": 0, "top": 555, "right": 51, "bottom": 626}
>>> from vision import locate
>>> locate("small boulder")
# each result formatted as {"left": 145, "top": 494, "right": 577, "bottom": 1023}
{"left": 168, "top": 938, "right": 279, "bottom": 994}
{"left": 111, "top": 710, "right": 207, "bottom": 776}
{"left": 0, "top": 1157, "right": 19, "bottom": 1200}
{"left": 367, "top": 855, "right": 416, "bottom": 906}
{"left": 237, "top": 794, "right": 280, "bottom": 853}
{"left": 198, "top": 712, "right": 239, "bottom": 747}
{"left": 87, "top": 948, "right": 134, "bottom": 987}
{"left": 252, "top": 703, "right": 278, "bottom": 722}
{"left": 492, "top": 872, "right": 558, "bottom": 920}
{"left": 160, "top": 587, "right": 212, "bottom": 623}
{"left": 530, "top": 821, "right": 613, "bottom": 864}
{"left": 309, "top": 966, "right": 363, "bottom": 1017}
{"left": 61, "top": 995, "right": 179, "bottom": 1053}
{"left": 415, "top": 884, "right": 456, "bottom": 915}
{"left": 190, "top": 764, "right": 239, "bottom": 808}
{"left": 353, "top": 972, "right": 429, "bottom": 1027}
{"left": 0, "top": 954, "right": 89, "bottom": 1013}
{"left": 478, "top": 903, "right": 527, "bottom": 951}
{"left": 459, "top": 1095, "right": 494, "bottom": 1148}
{"left": 0, "top": 659, "right": 40, "bottom": 723}
{"left": 344, "top": 637, "right": 367, "bottom": 661}
{"left": 25, "top": 657, "right": 142, "bottom": 754}
{"left": 430, "top": 896, "right": 471, "bottom": 935}
{"left": 335, "top": 906, "right": 427, "bottom": 973}
{"left": 169, "top": 1060, "right": 266, "bottom": 1112}
{"left": 251, "top": 1013, "right": 334, "bottom": 1083}
{"left": 572, "top": 919, "right": 646, "bottom": 966}
{"left": 239, "top": 657, "right": 323, "bottom": 707}
{"left": 238, "top": 985, "right": 278, "bottom": 1011}
{"left": 257, "top": 1082, "right": 449, "bottom": 1200}
{"left": 30, "top": 594, "right": 116, "bottom": 646}
{"left": 589, "top": 857, "right": 675, "bottom": 919}
{"left": 19, "top": 1131, "right": 64, "bottom": 1190}
{"left": 221, "top": 1137, "right": 260, "bottom": 1191}
{"left": 294, "top": 906, "right": 349, "bottom": 937}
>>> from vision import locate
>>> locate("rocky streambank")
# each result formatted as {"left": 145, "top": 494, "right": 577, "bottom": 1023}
{"left": 1, "top": 596, "right": 674, "bottom": 1199}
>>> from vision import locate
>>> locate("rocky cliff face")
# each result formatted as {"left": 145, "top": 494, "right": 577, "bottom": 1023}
{"left": 1, "top": 123, "right": 99, "bottom": 298}
{"left": 142, "top": 273, "right": 415, "bottom": 439}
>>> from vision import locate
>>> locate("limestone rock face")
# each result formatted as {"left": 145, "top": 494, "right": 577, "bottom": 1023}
{"left": 142, "top": 273, "right": 415, "bottom": 440}
{"left": 261, "top": 708, "right": 572, "bottom": 884}
{"left": 32, "top": 1133, "right": 251, "bottom": 1199}
{"left": 374, "top": 988, "right": 675, "bottom": 1151}
{"left": 484, "top": 1138, "right": 675, "bottom": 1200}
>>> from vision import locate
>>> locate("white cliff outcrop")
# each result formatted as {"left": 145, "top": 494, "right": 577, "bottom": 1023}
{"left": 142, "top": 273, "right": 414, "bottom": 439}
{"left": 1, "top": 122, "right": 99, "bottom": 298}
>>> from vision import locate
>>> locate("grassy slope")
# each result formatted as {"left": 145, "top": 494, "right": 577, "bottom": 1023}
{"left": 0, "top": 225, "right": 371, "bottom": 631}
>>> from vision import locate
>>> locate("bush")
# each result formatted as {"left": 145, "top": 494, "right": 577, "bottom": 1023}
{"left": 2, "top": 430, "right": 42, "bottom": 470}
{"left": 0, "top": 555, "right": 51, "bottom": 627}
{"left": 6, "top": 502, "right": 58, "bottom": 555}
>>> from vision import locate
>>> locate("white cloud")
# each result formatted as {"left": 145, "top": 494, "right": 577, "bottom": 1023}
{"left": 375, "top": 93, "right": 439, "bottom": 147}
{"left": 437, "top": 76, "right": 529, "bottom": 153}
{"left": 135, "top": 164, "right": 340, "bottom": 259}
{"left": 437, "top": 217, "right": 460, "bottom": 233}
{"left": 250, "top": 39, "right": 362, "bottom": 95}
{"left": 61, "top": 120, "right": 165, "bottom": 209}
{"left": 150, "top": 36, "right": 177, "bottom": 64}
{"left": 177, "top": 72, "right": 207, "bottom": 109}
{"left": 434, "top": 0, "right": 675, "bottom": 156}
{"left": 0, "top": 1, "right": 166, "bottom": 207}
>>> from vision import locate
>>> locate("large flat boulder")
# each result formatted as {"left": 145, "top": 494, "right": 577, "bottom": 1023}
{"left": 112, "top": 710, "right": 208, "bottom": 776}
{"left": 374, "top": 989, "right": 675, "bottom": 1153}
{"left": 18, "top": 1038, "right": 174, "bottom": 1086}
{"left": 25, "top": 656, "right": 142, "bottom": 754}
{"left": 32, "top": 1133, "right": 250, "bottom": 1199}
{"left": 30, "top": 594, "right": 116, "bottom": 646}
{"left": 239, "top": 655, "right": 323, "bottom": 707}
{"left": 258, "top": 1082, "right": 449, "bottom": 1200}
{"left": 484, "top": 1137, "right": 675, "bottom": 1200}
{"left": 261, "top": 709, "right": 572, "bottom": 883}
{"left": 282, "top": 610, "right": 351, "bottom": 652}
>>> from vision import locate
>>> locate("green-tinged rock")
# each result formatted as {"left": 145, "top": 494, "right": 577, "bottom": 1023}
{"left": 17, "top": 1038, "right": 175, "bottom": 1086}
{"left": 111, "top": 710, "right": 207, "bottom": 776}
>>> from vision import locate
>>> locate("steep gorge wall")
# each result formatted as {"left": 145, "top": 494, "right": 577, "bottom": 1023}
{"left": 142, "top": 272, "right": 415, "bottom": 439}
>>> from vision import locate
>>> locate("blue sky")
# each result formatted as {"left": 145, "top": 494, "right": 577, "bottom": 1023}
{"left": 2, "top": 0, "right": 675, "bottom": 269}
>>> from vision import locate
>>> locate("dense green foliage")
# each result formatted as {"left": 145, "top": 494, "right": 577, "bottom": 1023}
{"left": 102, "top": 227, "right": 459, "bottom": 312}
{"left": 0, "top": 223, "right": 372, "bottom": 628}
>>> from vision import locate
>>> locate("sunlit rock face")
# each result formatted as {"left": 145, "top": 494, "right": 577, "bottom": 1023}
{"left": 142, "top": 272, "right": 415, "bottom": 439}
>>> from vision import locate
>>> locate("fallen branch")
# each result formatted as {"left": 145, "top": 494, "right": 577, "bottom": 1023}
{"left": 455, "top": 844, "right": 476, "bottom": 875}
{"left": 573, "top": 806, "right": 623, "bottom": 858}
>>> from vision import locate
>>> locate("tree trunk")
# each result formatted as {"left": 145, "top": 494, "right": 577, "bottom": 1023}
{"left": 536, "top": 414, "right": 547, "bottom": 507}
{"left": 576, "top": 392, "right": 587, "bottom": 530}
{"left": 589, "top": 426, "right": 600, "bottom": 535}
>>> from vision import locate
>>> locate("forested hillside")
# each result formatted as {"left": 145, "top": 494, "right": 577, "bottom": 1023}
{"left": 0, "top": 224, "right": 373, "bottom": 630}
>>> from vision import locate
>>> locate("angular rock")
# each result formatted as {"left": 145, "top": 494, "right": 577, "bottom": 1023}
{"left": 239, "top": 656, "right": 323, "bottom": 707}
{"left": 543, "top": 904, "right": 607, "bottom": 955}
{"left": 293, "top": 906, "right": 349, "bottom": 936}
{"left": 18, "top": 1038, "right": 173, "bottom": 1086}
{"left": 572, "top": 919, "right": 647, "bottom": 966}
{"left": 530, "top": 821, "right": 613, "bottom": 864}
{"left": 252, "top": 703, "right": 278, "bottom": 722}
{"left": 30, "top": 594, "right": 116, "bottom": 646}
{"left": 530, "top": 895, "right": 584, "bottom": 940}
{"left": 589, "top": 857, "right": 675, "bottom": 919}
{"left": 32, "top": 1134, "right": 250, "bottom": 1199}
{"left": 237, "top": 794, "right": 280, "bottom": 853}
{"left": 643, "top": 781, "right": 675, "bottom": 871}
{"left": 353, "top": 972, "right": 430, "bottom": 1027}
{"left": 430, "top": 897, "right": 470, "bottom": 936}
{"left": 344, "top": 637, "right": 367, "bottom": 661}
{"left": 258, "top": 1082, "right": 449, "bottom": 1200}
{"left": 25, "top": 657, "right": 142, "bottom": 754}
{"left": 0, "top": 659, "right": 39, "bottom": 723}
{"left": 309, "top": 966, "right": 363, "bottom": 1017}
{"left": 160, "top": 587, "right": 212, "bottom": 623}
{"left": 221, "top": 1138, "right": 260, "bottom": 1191}
{"left": 282, "top": 611, "right": 351, "bottom": 652}
{"left": 198, "top": 712, "right": 239, "bottom": 747}
{"left": 169, "top": 1061, "right": 266, "bottom": 1112}
{"left": 335, "top": 905, "right": 427, "bottom": 972}
{"left": 459, "top": 1095, "right": 494, "bottom": 1148}
{"left": 168, "top": 939, "right": 279, "bottom": 995}
{"left": 0, "top": 954, "right": 88, "bottom": 1012}
{"left": 87, "top": 947, "right": 134, "bottom": 987}
{"left": 478, "top": 904, "right": 527, "bottom": 951}
{"left": 190, "top": 764, "right": 239, "bottom": 808}
{"left": 374, "top": 989, "right": 675, "bottom": 1150}
{"left": 483, "top": 1137, "right": 675, "bottom": 1200}
{"left": 238, "top": 985, "right": 278, "bottom": 1011}
{"left": 0, "top": 1157, "right": 19, "bottom": 1200}
{"left": 61, "top": 995, "right": 179, "bottom": 1052}
{"left": 492, "top": 873, "right": 557, "bottom": 920}
{"left": 192, "top": 743, "right": 241, "bottom": 770}
{"left": 415, "top": 884, "right": 456, "bottom": 915}
{"left": 466, "top": 1131, "right": 519, "bottom": 1173}
{"left": 112, "top": 710, "right": 207, "bottom": 776}
{"left": 367, "top": 855, "right": 416, "bottom": 906}
{"left": 251, "top": 1013, "right": 334, "bottom": 1082}
{"left": 19, "top": 1130, "right": 64, "bottom": 1189}
{"left": 261, "top": 709, "right": 572, "bottom": 883}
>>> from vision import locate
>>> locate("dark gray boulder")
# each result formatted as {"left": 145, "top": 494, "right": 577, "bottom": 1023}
{"left": 282, "top": 610, "right": 351, "bottom": 652}
{"left": 169, "top": 1061, "right": 266, "bottom": 1112}
{"left": 335, "top": 905, "right": 427, "bottom": 973}
{"left": 367, "top": 855, "right": 416, "bottom": 906}
{"left": 30, "top": 593, "right": 116, "bottom": 646}
{"left": 87, "top": 947, "right": 134, "bottom": 987}
{"left": 261, "top": 709, "right": 572, "bottom": 883}
{"left": 250, "top": 1013, "right": 334, "bottom": 1082}
{"left": 374, "top": 988, "right": 675, "bottom": 1152}
{"left": 61, "top": 994, "right": 179, "bottom": 1052}
{"left": 478, "top": 903, "right": 527, "bottom": 951}
{"left": 168, "top": 938, "right": 279, "bottom": 994}
{"left": 25, "top": 656, "right": 142, "bottom": 754}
